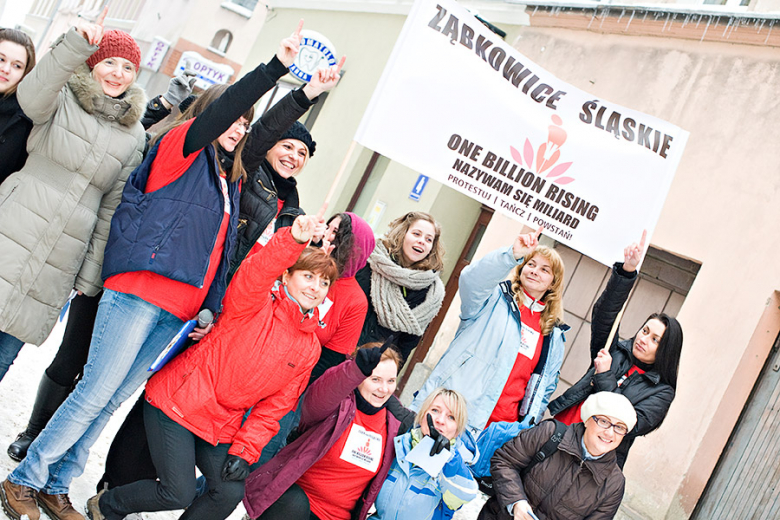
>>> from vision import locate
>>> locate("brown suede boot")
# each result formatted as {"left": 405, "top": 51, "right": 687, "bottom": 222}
{"left": 37, "top": 491, "right": 85, "bottom": 520}
{"left": 0, "top": 479, "right": 41, "bottom": 520}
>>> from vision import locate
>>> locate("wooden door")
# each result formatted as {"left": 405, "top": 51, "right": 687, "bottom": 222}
{"left": 692, "top": 331, "right": 780, "bottom": 519}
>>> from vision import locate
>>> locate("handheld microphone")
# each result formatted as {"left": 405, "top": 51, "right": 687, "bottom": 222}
{"left": 197, "top": 309, "right": 214, "bottom": 328}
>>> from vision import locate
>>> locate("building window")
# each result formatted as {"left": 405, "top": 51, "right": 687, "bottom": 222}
{"left": 209, "top": 29, "right": 233, "bottom": 55}
{"left": 220, "top": 0, "right": 258, "bottom": 18}
{"left": 702, "top": 0, "right": 750, "bottom": 6}
{"left": 228, "top": 0, "right": 258, "bottom": 9}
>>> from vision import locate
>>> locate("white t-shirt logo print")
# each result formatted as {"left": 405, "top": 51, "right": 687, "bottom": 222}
{"left": 518, "top": 321, "right": 540, "bottom": 359}
{"left": 340, "top": 423, "right": 382, "bottom": 472}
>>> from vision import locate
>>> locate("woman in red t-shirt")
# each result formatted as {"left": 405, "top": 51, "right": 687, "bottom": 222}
{"left": 244, "top": 342, "right": 403, "bottom": 520}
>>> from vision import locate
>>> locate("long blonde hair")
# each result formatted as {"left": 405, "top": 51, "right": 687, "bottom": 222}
{"left": 511, "top": 245, "right": 565, "bottom": 335}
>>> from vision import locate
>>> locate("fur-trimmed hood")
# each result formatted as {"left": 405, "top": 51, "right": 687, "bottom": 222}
{"left": 66, "top": 64, "right": 146, "bottom": 127}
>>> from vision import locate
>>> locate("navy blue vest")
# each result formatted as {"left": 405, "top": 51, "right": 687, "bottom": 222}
{"left": 102, "top": 138, "right": 240, "bottom": 313}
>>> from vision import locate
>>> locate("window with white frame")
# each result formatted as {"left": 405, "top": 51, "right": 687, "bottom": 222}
{"left": 702, "top": 0, "right": 750, "bottom": 6}
{"left": 220, "top": 0, "right": 259, "bottom": 18}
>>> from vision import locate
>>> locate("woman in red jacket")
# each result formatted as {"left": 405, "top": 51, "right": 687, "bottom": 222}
{"left": 255, "top": 212, "right": 376, "bottom": 467}
{"left": 87, "top": 217, "right": 338, "bottom": 520}
{"left": 244, "top": 342, "right": 403, "bottom": 520}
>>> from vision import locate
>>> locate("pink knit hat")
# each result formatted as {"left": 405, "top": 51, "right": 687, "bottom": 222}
{"left": 86, "top": 29, "right": 141, "bottom": 71}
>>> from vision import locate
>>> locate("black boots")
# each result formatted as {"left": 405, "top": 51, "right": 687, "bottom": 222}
{"left": 7, "top": 372, "right": 71, "bottom": 462}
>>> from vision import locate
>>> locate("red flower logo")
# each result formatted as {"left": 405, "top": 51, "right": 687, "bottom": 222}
{"left": 510, "top": 115, "right": 575, "bottom": 185}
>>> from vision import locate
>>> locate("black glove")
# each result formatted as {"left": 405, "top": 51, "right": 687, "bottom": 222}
{"left": 426, "top": 414, "right": 450, "bottom": 456}
{"left": 355, "top": 342, "right": 390, "bottom": 376}
{"left": 221, "top": 455, "right": 250, "bottom": 481}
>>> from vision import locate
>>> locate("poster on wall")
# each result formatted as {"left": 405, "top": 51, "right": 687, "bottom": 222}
{"left": 354, "top": 0, "right": 689, "bottom": 266}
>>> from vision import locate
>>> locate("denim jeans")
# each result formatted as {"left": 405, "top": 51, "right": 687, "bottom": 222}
{"left": 7, "top": 289, "right": 184, "bottom": 494}
{"left": 0, "top": 330, "right": 25, "bottom": 382}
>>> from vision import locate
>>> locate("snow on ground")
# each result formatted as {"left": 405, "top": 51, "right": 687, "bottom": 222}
{"left": 0, "top": 317, "right": 487, "bottom": 520}
{"left": 0, "top": 318, "right": 248, "bottom": 520}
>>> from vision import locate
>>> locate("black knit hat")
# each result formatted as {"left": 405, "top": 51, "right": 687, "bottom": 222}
{"left": 280, "top": 121, "right": 316, "bottom": 157}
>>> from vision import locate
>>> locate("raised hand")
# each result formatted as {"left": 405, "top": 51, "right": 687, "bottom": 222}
{"left": 623, "top": 229, "right": 647, "bottom": 273}
{"left": 277, "top": 19, "right": 303, "bottom": 68}
{"left": 162, "top": 69, "right": 197, "bottom": 107}
{"left": 292, "top": 203, "right": 327, "bottom": 244}
{"left": 355, "top": 342, "right": 389, "bottom": 376}
{"left": 303, "top": 55, "right": 346, "bottom": 100}
{"left": 593, "top": 348, "right": 612, "bottom": 374}
{"left": 76, "top": 5, "right": 107, "bottom": 45}
{"left": 512, "top": 225, "right": 543, "bottom": 261}
{"left": 425, "top": 414, "right": 450, "bottom": 456}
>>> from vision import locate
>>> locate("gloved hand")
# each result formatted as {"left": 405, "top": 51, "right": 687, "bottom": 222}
{"left": 426, "top": 414, "right": 451, "bottom": 456}
{"left": 221, "top": 454, "right": 250, "bottom": 481}
{"left": 162, "top": 71, "right": 196, "bottom": 107}
{"left": 355, "top": 342, "right": 390, "bottom": 376}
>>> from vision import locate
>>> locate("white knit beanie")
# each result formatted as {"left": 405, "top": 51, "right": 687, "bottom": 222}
{"left": 581, "top": 392, "right": 637, "bottom": 431}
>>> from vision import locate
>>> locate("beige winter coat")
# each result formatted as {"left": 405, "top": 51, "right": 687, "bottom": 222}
{"left": 0, "top": 28, "right": 146, "bottom": 345}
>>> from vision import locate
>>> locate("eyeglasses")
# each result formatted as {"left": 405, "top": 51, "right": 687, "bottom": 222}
{"left": 231, "top": 120, "right": 252, "bottom": 133}
{"left": 591, "top": 416, "right": 629, "bottom": 436}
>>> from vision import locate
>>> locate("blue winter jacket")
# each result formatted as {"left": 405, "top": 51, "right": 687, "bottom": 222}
{"left": 102, "top": 137, "right": 240, "bottom": 314}
{"left": 371, "top": 429, "right": 479, "bottom": 520}
{"left": 410, "top": 246, "right": 568, "bottom": 432}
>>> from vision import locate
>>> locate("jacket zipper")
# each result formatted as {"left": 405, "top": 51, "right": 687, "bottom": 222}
{"left": 149, "top": 212, "right": 185, "bottom": 264}
{"left": 198, "top": 152, "right": 228, "bottom": 288}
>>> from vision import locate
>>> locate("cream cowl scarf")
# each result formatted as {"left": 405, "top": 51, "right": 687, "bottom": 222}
{"left": 368, "top": 242, "right": 445, "bottom": 336}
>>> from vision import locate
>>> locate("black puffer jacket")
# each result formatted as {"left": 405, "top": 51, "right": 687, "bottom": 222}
{"left": 229, "top": 88, "right": 312, "bottom": 277}
{"left": 548, "top": 263, "right": 675, "bottom": 468}
{"left": 0, "top": 92, "right": 32, "bottom": 185}
{"left": 355, "top": 263, "right": 430, "bottom": 366}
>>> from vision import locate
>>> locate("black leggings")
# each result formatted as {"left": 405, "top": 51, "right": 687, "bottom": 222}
{"left": 98, "top": 391, "right": 156, "bottom": 491}
{"left": 45, "top": 292, "right": 101, "bottom": 386}
{"left": 256, "top": 484, "right": 320, "bottom": 520}
{"left": 98, "top": 402, "right": 245, "bottom": 520}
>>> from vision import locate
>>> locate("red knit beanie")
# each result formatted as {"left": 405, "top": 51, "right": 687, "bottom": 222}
{"left": 86, "top": 30, "right": 141, "bottom": 71}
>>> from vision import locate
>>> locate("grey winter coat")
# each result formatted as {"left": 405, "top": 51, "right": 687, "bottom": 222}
{"left": 0, "top": 28, "right": 146, "bottom": 345}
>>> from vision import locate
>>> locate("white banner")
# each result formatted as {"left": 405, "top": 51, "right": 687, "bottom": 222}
{"left": 355, "top": 0, "right": 689, "bottom": 266}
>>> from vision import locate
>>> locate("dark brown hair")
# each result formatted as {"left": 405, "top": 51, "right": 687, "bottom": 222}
{"left": 288, "top": 246, "right": 339, "bottom": 285}
{"left": 151, "top": 84, "right": 253, "bottom": 183}
{"left": 0, "top": 28, "right": 36, "bottom": 97}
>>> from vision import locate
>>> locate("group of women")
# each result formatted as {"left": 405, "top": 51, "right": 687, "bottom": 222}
{"left": 0, "top": 10, "right": 685, "bottom": 520}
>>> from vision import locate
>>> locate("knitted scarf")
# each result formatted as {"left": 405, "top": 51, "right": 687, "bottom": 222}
{"left": 368, "top": 242, "right": 444, "bottom": 336}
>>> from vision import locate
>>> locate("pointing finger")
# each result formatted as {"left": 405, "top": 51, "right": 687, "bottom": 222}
{"left": 639, "top": 229, "right": 647, "bottom": 252}
{"left": 335, "top": 55, "right": 346, "bottom": 74}
{"left": 534, "top": 225, "right": 544, "bottom": 240}
{"left": 96, "top": 5, "right": 109, "bottom": 26}
{"left": 295, "top": 19, "right": 304, "bottom": 38}
{"left": 316, "top": 202, "right": 328, "bottom": 221}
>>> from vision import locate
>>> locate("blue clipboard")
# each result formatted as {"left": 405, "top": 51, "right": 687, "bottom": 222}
{"left": 148, "top": 318, "right": 197, "bottom": 372}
